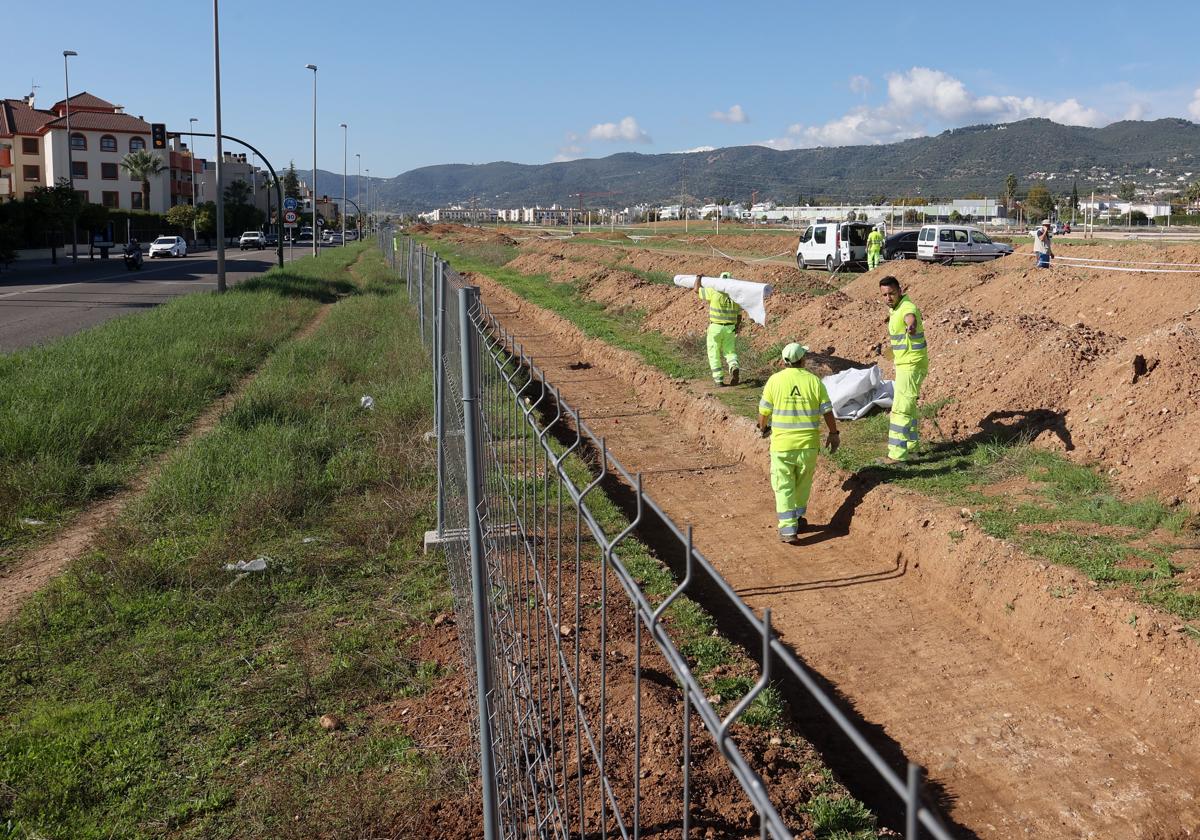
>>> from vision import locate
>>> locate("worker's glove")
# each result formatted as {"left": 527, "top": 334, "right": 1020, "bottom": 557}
{"left": 826, "top": 431, "right": 841, "bottom": 453}
{"left": 759, "top": 425, "right": 771, "bottom": 440}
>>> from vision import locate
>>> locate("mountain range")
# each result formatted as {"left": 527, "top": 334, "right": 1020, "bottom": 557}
{"left": 297, "top": 118, "right": 1200, "bottom": 213}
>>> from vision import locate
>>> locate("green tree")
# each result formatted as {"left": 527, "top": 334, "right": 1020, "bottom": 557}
{"left": 1025, "top": 184, "right": 1055, "bottom": 222}
{"left": 1129, "top": 209, "right": 1149, "bottom": 225}
{"left": 846, "top": 210, "right": 857, "bottom": 221}
{"left": 195, "top": 201, "right": 217, "bottom": 243}
{"left": 1117, "top": 182, "right": 1137, "bottom": 202}
{"left": 1070, "top": 179, "right": 1080, "bottom": 212}
{"left": 165, "top": 204, "right": 197, "bottom": 237}
{"left": 902, "top": 208, "right": 919, "bottom": 224}
{"left": 120, "top": 150, "right": 166, "bottom": 211}
{"left": 283, "top": 163, "right": 302, "bottom": 200}
{"left": 1005, "top": 174, "right": 1018, "bottom": 208}
{"left": 223, "top": 179, "right": 263, "bottom": 235}
{"left": 948, "top": 210, "right": 963, "bottom": 222}
{"left": 26, "top": 180, "right": 85, "bottom": 264}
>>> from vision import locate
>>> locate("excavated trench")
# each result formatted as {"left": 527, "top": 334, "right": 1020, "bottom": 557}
{"left": 472, "top": 270, "right": 1200, "bottom": 839}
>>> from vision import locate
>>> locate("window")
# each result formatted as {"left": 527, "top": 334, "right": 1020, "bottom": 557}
{"left": 102, "top": 190, "right": 120, "bottom": 208}
{"left": 129, "top": 136, "right": 146, "bottom": 152}
{"left": 972, "top": 231, "right": 993, "bottom": 244}
{"left": 101, "top": 162, "right": 118, "bottom": 180}
{"left": 131, "top": 191, "right": 143, "bottom": 209}
{"left": 71, "top": 160, "right": 88, "bottom": 179}
{"left": 21, "top": 137, "right": 38, "bottom": 154}
{"left": 800, "top": 226, "right": 812, "bottom": 242}
{"left": 100, "top": 135, "right": 118, "bottom": 152}
{"left": 814, "top": 226, "right": 827, "bottom": 245}
{"left": 23, "top": 164, "right": 40, "bottom": 182}
{"left": 70, "top": 133, "right": 86, "bottom": 150}
{"left": 939, "top": 229, "right": 954, "bottom": 242}
{"left": 953, "top": 229, "right": 969, "bottom": 244}
{"left": 74, "top": 190, "right": 88, "bottom": 203}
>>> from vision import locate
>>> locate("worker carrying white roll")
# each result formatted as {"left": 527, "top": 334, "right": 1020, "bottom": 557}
{"left": 673, "top": 273, "right": 772, "bottom": 326}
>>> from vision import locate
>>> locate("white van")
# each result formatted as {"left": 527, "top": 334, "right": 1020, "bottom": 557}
{"left": 916, "top": 224, "right": 1013, "bottom": 264}
{"left": 796, "top": 221, "right": 875, "bottom": 272}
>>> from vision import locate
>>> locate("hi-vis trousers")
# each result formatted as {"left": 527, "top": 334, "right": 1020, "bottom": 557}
{"left": 771, "top": 447, "right": 818, "bottom": 538}
{"left": 706, "top": 323, "right": 739, "bottom": 384}
{"left": 888, "top": 361, "right": 928, "bottom": 461}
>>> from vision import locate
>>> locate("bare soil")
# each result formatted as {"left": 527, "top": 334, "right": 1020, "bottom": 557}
{"left": 448, "top": 254, "right": 1200, "bottom": 839}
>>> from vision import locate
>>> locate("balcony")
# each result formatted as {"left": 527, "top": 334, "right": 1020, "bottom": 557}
{"left": 0, "top": 148, "right": 12, "bottom": 168}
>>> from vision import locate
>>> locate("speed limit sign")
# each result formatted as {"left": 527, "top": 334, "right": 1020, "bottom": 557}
{"left": 283, "top": 210, "right": 298, "bottom": 224}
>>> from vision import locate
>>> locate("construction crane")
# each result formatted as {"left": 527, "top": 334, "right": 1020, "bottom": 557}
{"left": 568, "top": 191, "right": 620, "bottom": 232}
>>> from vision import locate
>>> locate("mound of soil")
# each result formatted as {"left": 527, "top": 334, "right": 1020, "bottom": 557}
{"left": 478, "top": 230, "right": 1200, "bottom": 505}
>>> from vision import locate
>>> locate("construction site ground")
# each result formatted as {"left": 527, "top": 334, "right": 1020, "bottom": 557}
{"left": 413, "top": 223, "right": 1200, "bottom": 839}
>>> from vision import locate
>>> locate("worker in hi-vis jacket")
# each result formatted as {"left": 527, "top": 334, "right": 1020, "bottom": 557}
{"left": 879, "top": 275, "right": 928, "bottom": 464}
{"left": 758, "top": 343, "right": 840, "bottom": 544}
{"left": 867, "top": 224, "right": 885, "bottom": 270}
{"left": 694, "top": 271, "right": 742, "bottom": 386}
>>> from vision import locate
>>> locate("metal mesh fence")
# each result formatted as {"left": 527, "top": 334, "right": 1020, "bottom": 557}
{"left": 380, "top": 230, "right": 957, "bottom": 840}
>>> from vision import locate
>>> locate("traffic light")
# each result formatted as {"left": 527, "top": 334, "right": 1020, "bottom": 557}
{"left": 151, "top": 123, "right": 167, "bottom": 150}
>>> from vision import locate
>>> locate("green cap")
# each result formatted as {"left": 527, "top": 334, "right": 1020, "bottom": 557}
{"left": 781, "top": 343, "right": 808, "bottom": 363}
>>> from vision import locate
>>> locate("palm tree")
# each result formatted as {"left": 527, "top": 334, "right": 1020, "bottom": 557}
{"left": 120, "top": 150, "right": 165, "bottom": 211}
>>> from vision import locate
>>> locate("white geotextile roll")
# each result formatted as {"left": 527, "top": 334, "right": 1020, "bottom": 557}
{"left": 821, "top": 364, "right": 894, "bottom": 420}
{"left": 673, "top": 274, "right": 772, "bottom": 326}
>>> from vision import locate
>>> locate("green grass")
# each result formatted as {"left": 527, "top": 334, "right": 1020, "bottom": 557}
{"left": 0, "top": 247, "right": 462, "bottom": 838}
{"left": 420, "top": 234, "right": 1200, "bottom": 622}
{"left": 0, "top": 246, "right": 364, "bottom": 562}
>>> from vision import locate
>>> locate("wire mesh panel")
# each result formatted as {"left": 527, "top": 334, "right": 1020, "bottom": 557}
{"left": 386, "top": 233, "right": 957, "bottom": 840}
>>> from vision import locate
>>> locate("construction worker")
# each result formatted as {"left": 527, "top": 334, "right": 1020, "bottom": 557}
{"left": 879, "top": 275, "right": 928, "bottom": 463}
{"left": 867, "top": 224, "right": 885, "bottom": 270}
{"left": 758, "top": 343, "right": 840, "bottom": 544}
{"left": 694, "top": 271, "right": 742, "bottom": 386}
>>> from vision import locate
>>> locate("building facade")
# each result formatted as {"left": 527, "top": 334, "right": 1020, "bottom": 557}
{"left": 0, "top": 95, "right": 56, "bottom": 202}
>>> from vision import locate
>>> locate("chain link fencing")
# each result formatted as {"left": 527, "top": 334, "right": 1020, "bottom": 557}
{"left": 379, "top": 230, "right": 958, "bottom": 840}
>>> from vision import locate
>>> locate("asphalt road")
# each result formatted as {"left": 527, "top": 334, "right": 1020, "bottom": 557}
{"left": 0, "top": 247, "right": 311, "bottom": 353}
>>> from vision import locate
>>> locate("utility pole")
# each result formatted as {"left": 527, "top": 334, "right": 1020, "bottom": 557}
{"left": 305, "top": 64, "right": 318, "bottom": 258}
{"left": 212, "top": 2, "right": 226, "bottom": 291}
{"left": 63, "top": 50, "right": 78, "bottom": 262}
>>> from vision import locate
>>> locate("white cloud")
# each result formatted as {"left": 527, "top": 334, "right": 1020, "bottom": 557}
{"left": 771, "top": 66, "right": 1107, "bottom": 150}
{"left": 1124, "top": 101, "right": 1150, "bottom": 120}
{"left": 673, "top": 145, "right": 716, "bottom": 154}
{"left": 1189, "top": 88, "right": 1200, "bottom": 120}
{"left": 710, "top": 104, "right": 748, "bottom": 124}
{"left": 587, "top": 116, "right": 651, "bottom": 143}
{"left": 849, "top": 75, "right": 870, "bottom": 95}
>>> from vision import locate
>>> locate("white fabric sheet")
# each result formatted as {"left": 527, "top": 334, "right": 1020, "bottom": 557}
{"left": 673, "top": 274, "right": 772, "bottom": 326}
{"left": 822, "top": 364, "right": 894, "bottom": 420}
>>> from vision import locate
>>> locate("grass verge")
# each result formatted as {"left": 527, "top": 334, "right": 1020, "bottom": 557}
{"left": 417, "top": 235, "right": 1200, "bottom": 624}
{"left": 0, "top": 245, "right": 363, "bottom": 564}
{"left": 0, "top": 246, "right": 461, "bottom": 838}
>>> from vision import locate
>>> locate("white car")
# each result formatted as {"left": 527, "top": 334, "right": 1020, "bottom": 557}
{"left": 238, "top": 231, "right": 266, "bottom": 250}
{"left": 916, "top": 224, "right": 1012, "bottom": 264}
{"left": 796, "top": 221, "right": 875, "bottom": 272}
{"left": 149, "top": 235, "right": 188, "bottom": 258}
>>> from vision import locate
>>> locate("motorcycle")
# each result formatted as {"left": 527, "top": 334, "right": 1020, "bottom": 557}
{"left": 123, "top": 246, "right": 143, "bottom": 271}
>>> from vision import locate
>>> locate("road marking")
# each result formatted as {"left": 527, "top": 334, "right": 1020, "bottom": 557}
{"left": 0, "top": 250, "right": 283, "bottom": 300}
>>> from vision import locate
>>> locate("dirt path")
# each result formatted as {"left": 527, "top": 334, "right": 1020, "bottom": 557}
{"left": 0, "top": 302, "right": 336, "bottom": 623}
{"left": 472, "top": 273, "right": 1200, "bottom": 839}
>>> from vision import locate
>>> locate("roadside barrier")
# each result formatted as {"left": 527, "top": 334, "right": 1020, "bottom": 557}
{"left": 380, "top": 230, "right": 957, "bottom": 840}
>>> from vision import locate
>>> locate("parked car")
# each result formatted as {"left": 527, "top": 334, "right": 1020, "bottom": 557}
{"left": 238, "top": 231, "right": 266, "bottom": 250}
{"left": 264, "top": 233, "right": 279, "bottom": 246}
{"left": 916, "top": 225, "right": 1013, "bottom": 264}
{"left": 325, "top": 232, "right": 343, "bottom": 246}
{"left": 883, "top": 230, "right": 920, "bottom": 261}
{"left": 148, "top": 235, "right": 188, "bottom": 258}
{"left": 296, "top": 231, "right": 315, "bottom": 245}
{"left": 796, "top": 221, "right": 875, "bottom": 272}
{"left": 344, "top": 230, "right": 359, "bottom": 241}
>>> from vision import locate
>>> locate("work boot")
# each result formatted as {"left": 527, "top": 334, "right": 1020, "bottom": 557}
{"left": 780, "top": 533, "right": 800, "bottom": 546}
{"left": 728, "top": 368, "right": 740, "bottom": 386}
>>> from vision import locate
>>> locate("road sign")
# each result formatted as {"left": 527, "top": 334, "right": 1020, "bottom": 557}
{"left": 283, "top": 197, "right": 298, "bottom": 212}
{"left": 283, "top": 210, "right": 298, "bottom": 224}
{"left": 284, "top": 223, "right": 298, "bottom": 229}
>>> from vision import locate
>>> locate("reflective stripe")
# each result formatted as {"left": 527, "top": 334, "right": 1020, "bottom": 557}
{"left": 818, "top": 402, "right": 833, "bottom": 414}
{"left": 888, "top": 435, "right": 909, "bottom": 447}
{"left": 796, "top": 506, "right": 807, "bottom": 517}
{"left": 779, "top": 526, "right": 798, "bottom": 537}
{"left": 777, "top": 510, "right": 798, "bottom": 520}
{"left": 759, "top": 399, "right": 774, "bottom": 411}
{"left": 889, "top": 422, "right": 909, "bottom": 434}
{"left": 772, "top": 420, "right": 821, "bottom": 430}
{"left": 772, "top": 408, "right": 822, "bottom": 418}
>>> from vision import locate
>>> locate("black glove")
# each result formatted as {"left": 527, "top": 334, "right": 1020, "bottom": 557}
{"left": 760, "top": 425, "right": 771, "bottom": 439}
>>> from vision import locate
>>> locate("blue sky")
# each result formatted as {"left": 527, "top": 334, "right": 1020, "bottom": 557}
{"left": 7, "top": 1, "right": 1200, "bottom": 178}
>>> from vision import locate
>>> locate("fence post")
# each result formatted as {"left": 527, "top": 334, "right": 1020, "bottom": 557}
{"left": 418, "top": 246, "right": 426, "bottom": 338}
{"left": 459, "top": 284, "right": 499, "bottom": 840}
{"left": 435, "top": 258, "right": 447, "bottom": 535}
{"left": 906, "top": 762, "right": 921, "bottom": 839}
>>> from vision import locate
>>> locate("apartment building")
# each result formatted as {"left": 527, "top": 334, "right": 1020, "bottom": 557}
{"left": 0, "top": 95, "right": 56, "bottom": 202}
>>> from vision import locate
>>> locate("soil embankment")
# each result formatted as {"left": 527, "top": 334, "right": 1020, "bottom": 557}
{"left": 456, "top": 248, "right": 1200, "bottom": 838}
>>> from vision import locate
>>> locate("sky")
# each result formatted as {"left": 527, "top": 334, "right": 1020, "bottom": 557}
{"left": 6, "top": 1, "right": 1200, "bottom": 180}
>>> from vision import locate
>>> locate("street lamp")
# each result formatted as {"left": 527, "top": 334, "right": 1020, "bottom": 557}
{"left": 188, "top": 117, "right": 198, "bottom": 245}
{"left": 355, "top": 153, "right": 361, "bottom": 238}
{"left": 212, "top": 0, "right": 227, "bottom": 292}
{"left": 306, "top": 64, "right": 318, "bottom": 258}
{"left": 340, "top": 123, "right": 347, "bottom": 247}
{"left": 365, "top": 168, "right": 370, "bottom": 235}
{"left": 63, "top": 50, "right": 78, "bottom": 262}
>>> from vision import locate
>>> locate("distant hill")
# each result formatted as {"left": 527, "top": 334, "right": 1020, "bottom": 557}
{"left": 303, "top": 118, "right": 1200, "bottom": 213}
